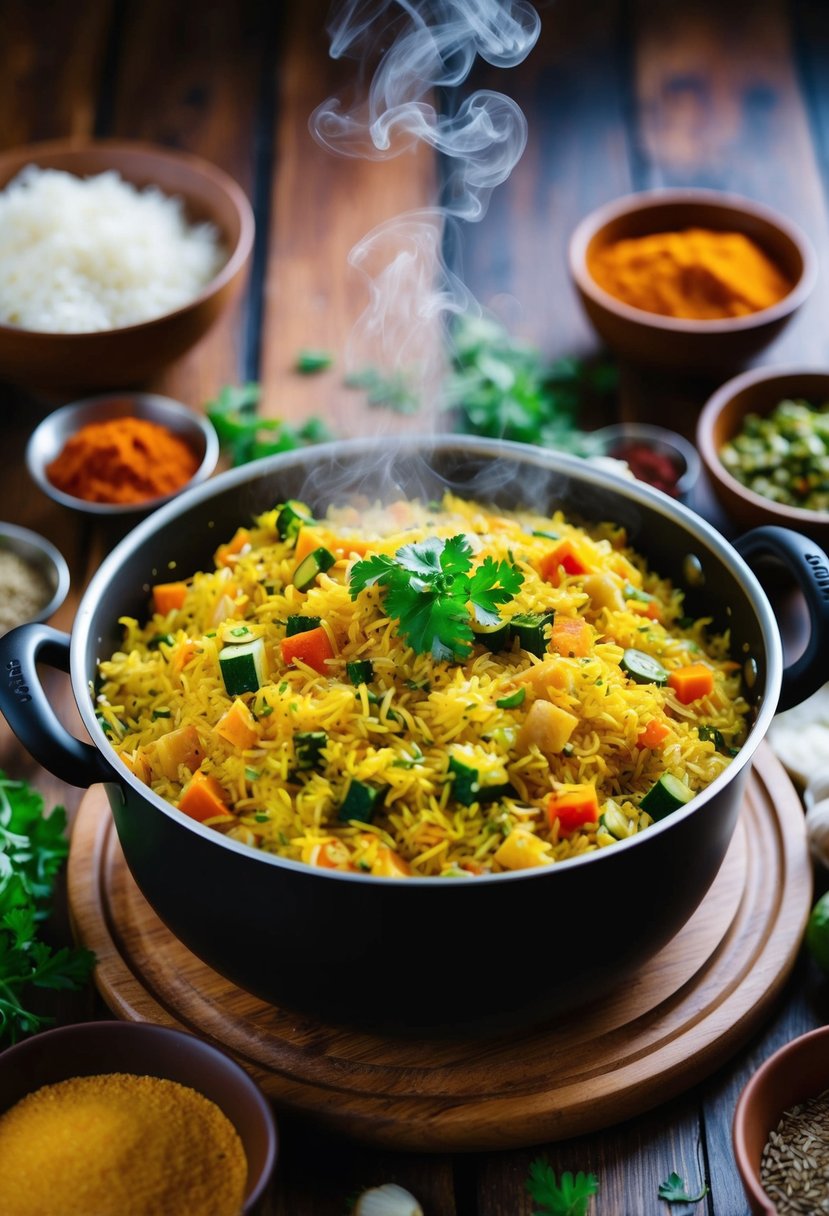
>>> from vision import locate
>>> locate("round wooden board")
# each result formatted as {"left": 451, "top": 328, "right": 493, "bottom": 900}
{"left": 68, "top": 743, "right": 811, "bottom": 1152}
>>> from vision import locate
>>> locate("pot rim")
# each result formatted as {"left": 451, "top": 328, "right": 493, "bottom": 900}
{"left": 75, "top": 434, "right": 783, "bottom": 885}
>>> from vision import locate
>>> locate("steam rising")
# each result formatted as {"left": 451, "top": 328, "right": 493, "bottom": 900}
{"left": 310, "top": 0, "right": 540, "bottom": 419}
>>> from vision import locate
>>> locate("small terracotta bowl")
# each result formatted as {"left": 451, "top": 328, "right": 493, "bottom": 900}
{"left": 0, "top": 1021, "right": 278, "bottom": 1214}
{"left": 0, "top": 521, "right": 70, "bottom": 628}
{"left": 27, "top": 391, "right": 219, "bottom": 519}
{"left": 733, "top": 1025, "right": 829, "bottom": 1215}
{"left": 568, "top": 189, "right": 816, "bottom": 372}
{"left": 696, "top": 366, "right": 829, "bottom": 545}
{"left": 0, "top": 138, "right": 254, "bottom": 391}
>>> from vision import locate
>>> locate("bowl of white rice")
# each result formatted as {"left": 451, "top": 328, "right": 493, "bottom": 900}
{"left": 0, "top": 139, "right": 255, "bottom": 391}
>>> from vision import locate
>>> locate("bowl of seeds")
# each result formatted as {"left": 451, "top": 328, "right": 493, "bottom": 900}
{"left": 733, "top": 1024, "right": 829, "bottom": 1214}
{"left": 0, "top": 522, "right": 70, "bottom": 637}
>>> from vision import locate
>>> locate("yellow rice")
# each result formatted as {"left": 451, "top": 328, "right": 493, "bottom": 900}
{"left": 95, "top": 493, "right": 751, "bottom": 878}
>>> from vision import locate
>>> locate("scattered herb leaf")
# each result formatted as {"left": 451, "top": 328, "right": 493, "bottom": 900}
{"left": 295, "top": 349, "right": 333, "bottom": 374}
{"left": 205, "top": 382, "right": 332, "bottom": 466}
{"left": 658, "top": 1172, "right": 709, "bottom": 1204}
{"left": 349, "top": 534, "right": 523, "bottom": 662}
{"left": 0, "top": 773, "right": 95, "bottom": 1044}
{"left": 344, "top": 366, "right": 419, "bottom": 414}
{"left": 526, "top": 1157, "right": 599, "bottom": 1216}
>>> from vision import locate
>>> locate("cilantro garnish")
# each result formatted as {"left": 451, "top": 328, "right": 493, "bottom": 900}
{"left": 658, "top": 1172, "right": 709, "bottom": 1204}
{"left": 349, "top": 534, "right": 523, "bottom": 662}
{"left": 526, "top": 1157, "right": 599, "bottom": 1216}
{"left": 0, "top": 773, "right": 95, "bottom": 1044}
{"left": 205, "top": 382, "right": 331, "bottom": 466}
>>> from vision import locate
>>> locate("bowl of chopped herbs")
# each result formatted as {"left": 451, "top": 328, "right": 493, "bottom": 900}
{"left": 697, "top": 366, "right": 829, "bottom": 543}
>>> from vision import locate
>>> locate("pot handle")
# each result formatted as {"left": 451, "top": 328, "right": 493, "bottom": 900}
{"left": 0, "top": 624, "right": 112, "bottom": 787}
{"left": 733, "top": 525, "right": 829, "bottom": 713}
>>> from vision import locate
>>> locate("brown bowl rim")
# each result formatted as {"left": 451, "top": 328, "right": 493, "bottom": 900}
{"left": 568, "top": 187, "right": 817, "bottom": 334}
{"left": 732, "top": 1024, "right": 829, "bottom": 1215}
{"left": 0, "top": 1019, "right": 278, "bottom": 1213}
{"left": 0, "top": 137, "right": 255, "bottom": 340}
{"left": 697, "top": 364, "right": 829, "bottom": 527}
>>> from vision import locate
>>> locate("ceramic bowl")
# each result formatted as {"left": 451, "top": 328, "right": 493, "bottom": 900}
{"left": 696, "top": 366, "right": 829, "bottom": 545}
{"left": 27, "top": 391, "right": 219, "bottom": 518}
{"left": 568, "top": 188, "right": 816, "bottom": 372}
{"left": 733, "top": 1025, "right": 829, "bottom": 1215}
{"left": 0, "top": 521, "right": 70, "bottom": 630}
{"left": 0, "top": 138, "right": 254, "bottom": 391}
{"left": 583, "top": 422, "right": 701, "bottom": 503}
{"left": 0, "top": 1020, "right": 278, "bottom": 1215}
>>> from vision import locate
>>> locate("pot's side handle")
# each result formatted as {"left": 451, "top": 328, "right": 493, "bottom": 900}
{"left": 734, "top": 525, "right": 829, "bottom": 713}
{"left": 0, "top": 624, "right": 111, "bottom": 787}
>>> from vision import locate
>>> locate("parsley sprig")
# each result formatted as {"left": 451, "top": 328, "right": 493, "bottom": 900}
{"left": 0, "top": 773, "right": 95, "bottom": 1044}
{"left": 349, "top": 534, "right": 523, "bottom": 662}
{"left": 526, "top": 1158, "right": 599, "bottom": 1216}
{"left": 658, "top": 1172, "right": 709, "bottom": 1204}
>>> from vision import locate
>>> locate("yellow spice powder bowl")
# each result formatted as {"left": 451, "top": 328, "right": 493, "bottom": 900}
{"left": 0, "top": 1020, "right": 278, "bottom": 1215}
{"left": 568, "top": 188, "right": 816, "bottom": 374}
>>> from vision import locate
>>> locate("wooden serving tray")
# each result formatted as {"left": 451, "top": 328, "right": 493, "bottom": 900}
{"left": 68, "top": 743, "right": 811, "bottom": 1152}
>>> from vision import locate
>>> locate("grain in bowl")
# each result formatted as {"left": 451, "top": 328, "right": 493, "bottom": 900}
{"left": 0, "top": 166, "right": 226, "bottom": 332}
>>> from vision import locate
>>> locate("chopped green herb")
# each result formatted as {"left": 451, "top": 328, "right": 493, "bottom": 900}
{"left": 525, "top": 1157, "right": 599, "bottom": 1216}
{"left": 147, "top": 633, "right": 174, "bottom": 650}
{"left": 657, "top": 1171, "right": 708, "bottom": 1204}
{"left": 0, "top": 773, "right": 95, "bottom": 1044}
{"left": 205, "top": 382, "right": 332, "bottom": 466}
{"left": 245, "top": 768, "right": 260, "bottom": 782}
{"left": 345, "top": 366, "right": 418, "bottom": 414}
{"left": 254, "top": 813, "right": 269, "bottom": 823}
{"left": 347, "top": 659, "right": 374, "bottom": 686}
{"left": 349, "top": 534, "right": 523, "bottom": 662}
{"left": 259, "top": 705, "right": 274, "bottom": 717}
{"left": 295, "top": 349, "right": 333, "bottom": 374}
{"left": 698, "top": 724, "right": 725, "bottom": 749}
{"left": 151, "top": 709, "right": 172, "bottom": 720}
{"left": 496, "top": 688, "right": 526, "bottom": 709}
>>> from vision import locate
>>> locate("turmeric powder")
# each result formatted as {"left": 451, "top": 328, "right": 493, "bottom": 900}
{"left": 46, "top": 414, "right": 199, "bottom": 504}
{"left": 0, "top": 1072, "right": 248, "bottom": 1216}
{"left": 587, "top": 227, "right": 792, "bottom": 320}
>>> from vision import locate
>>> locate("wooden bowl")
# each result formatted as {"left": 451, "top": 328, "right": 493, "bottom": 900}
{"left": 696, "top": 366, "right": 829, "bottom": 544}
{"left": 733, "top": 1025, "right": 829, "bottom": 1215}
{"left": 568, "top": 189, "right": 816, "bottom": 372}
{"left": 0, "top": 139, "right": 254, "bottom": 391}
{"left": 0, "top": 1020, "right": 278, "bottom": 1214}
{"left": 26, "top": 391, "right": 219, "bottom": 519}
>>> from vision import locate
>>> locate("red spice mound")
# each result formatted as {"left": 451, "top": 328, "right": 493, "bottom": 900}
{"left": 46, "top": 415, "right": 199, "bottom": 504}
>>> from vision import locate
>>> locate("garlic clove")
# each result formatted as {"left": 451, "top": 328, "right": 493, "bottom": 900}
{"left": 353, "top": 1182, "right": 424, "bottom": 1216}
{"left": 806, "top": 797, "right": 829, "bottom": 870}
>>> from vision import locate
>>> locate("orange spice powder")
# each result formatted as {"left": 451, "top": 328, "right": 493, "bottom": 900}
{"left": 46, "top": 415, "right": 199, "bottom": 504}
{"left": 587, "top": 227, "right": 793, "bottom": 320}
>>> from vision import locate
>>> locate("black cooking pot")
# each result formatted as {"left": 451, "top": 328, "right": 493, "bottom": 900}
{"left": 3, "top": 437, "right": 828, "bottom": 1033}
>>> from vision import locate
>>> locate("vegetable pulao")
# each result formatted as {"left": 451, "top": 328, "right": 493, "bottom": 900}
{"left": 96, "top": 493, "right": 751, "bottom": 878}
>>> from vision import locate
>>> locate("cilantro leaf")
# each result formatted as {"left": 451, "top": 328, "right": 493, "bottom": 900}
{"left": 349, "top": 535, "right": 522, "bottom": 663}
{"left": 205, "top": 382, "right": 332, "bottom": 466}
{"left": 658, "top": 1172, "right": 709, "bottom": 1204}
{"left": 0, "top": 772, "right": 95, "bottom": 1044}
{"left": 526, "top": 1157, "right": 599, "bottom": 1215}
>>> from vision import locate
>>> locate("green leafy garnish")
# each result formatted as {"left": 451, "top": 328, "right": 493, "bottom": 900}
{"left": 295, "top": 349, "right": 333, "bottom": 374}
{"left": 0, "top": 773, "right": 95, "bottom": 1044}
{"left": 446, "top": 315, "right": 617, "bottom": 451}
{"left": 526, "top": 1157, "right": 599, "bottom": 1216}
{"left": 205, "top": 383, "right": 332, "bottom": 466}
{"left": 344, "top": 366, "right": 419, "bottom": 414}
{"left": 349, "top": 534, "right": 523, "bottom": 662}
{"left": 658, "top": 1172, "right": 709, "bottom": 1204}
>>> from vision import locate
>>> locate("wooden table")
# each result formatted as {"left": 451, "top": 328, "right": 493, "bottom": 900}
{"left": 2, "top": 1, "right": 829, "bottom": 1211}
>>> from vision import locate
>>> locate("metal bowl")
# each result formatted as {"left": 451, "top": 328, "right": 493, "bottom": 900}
{"left": 584, "top": 422, "right": 701, "bottom": 504}
{"left": 0, "top": 521, "right": 70, "bottom": 629}
{"left": 26, "top": 392, "right": 219, "bottom": 518}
